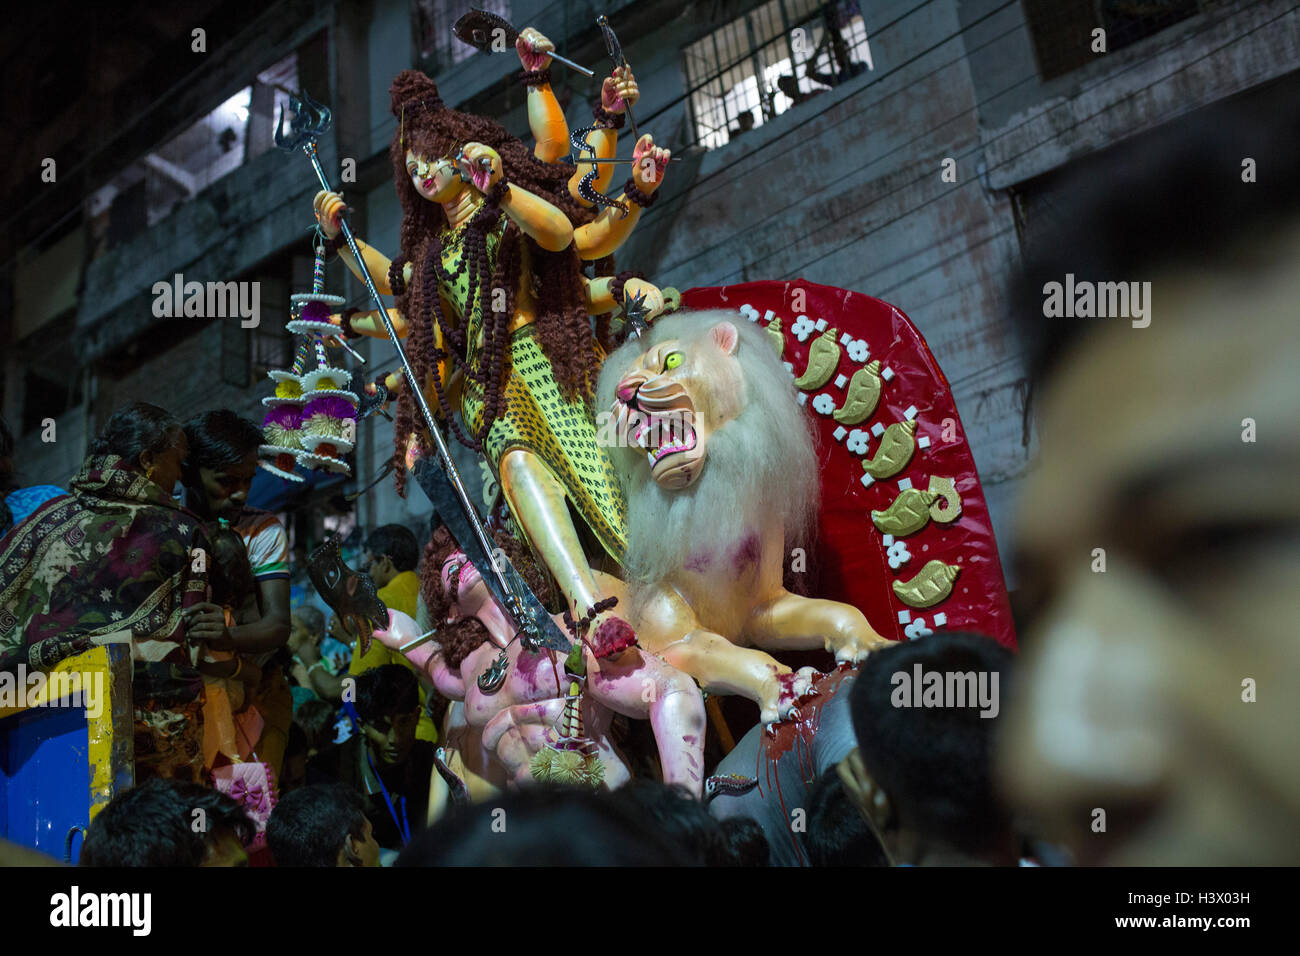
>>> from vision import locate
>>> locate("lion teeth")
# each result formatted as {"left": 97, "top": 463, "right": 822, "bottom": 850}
{"left": 647, "top": 451, "right": 656, "bottom": 466}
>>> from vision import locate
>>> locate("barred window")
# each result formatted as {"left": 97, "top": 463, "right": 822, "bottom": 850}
{"left": 413, "top": 0, "right": 512, "bottom": 75}
{"left": 1023, "top": 0, "right": 1205, "bottom": 82}
{"left": 684, "top": 0, "right": 873, "bottom": 150}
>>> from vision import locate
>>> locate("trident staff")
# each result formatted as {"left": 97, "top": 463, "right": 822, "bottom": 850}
{"left": 274, "top": 90, "right": 569, "bottom": 652}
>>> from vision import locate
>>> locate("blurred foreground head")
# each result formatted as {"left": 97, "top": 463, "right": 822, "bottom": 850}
{"left": 1005, "top": 75, "right": 1300, "bottom": 864}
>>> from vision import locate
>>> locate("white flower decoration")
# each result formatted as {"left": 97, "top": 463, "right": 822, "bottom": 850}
{"left": 791, "top": 315, "right": 815, "bottom": 343}
{"left": 110, "top": 611, "right": 123, "bottom": 621}
{"left": 100, "top": 588, "right": 112, "bottom": 601}
{"left": 846, "top": 429, "right": 869, "bottom": 455}
{"left": 178, "top": 523, "right": 190, "bottom": 534}
{"left": 887, "top": 539, "right": 911, "bottom": 570}
{"left": 904, "top": 617, "right": 933, "bottom": 640}
{"left": 847, "top": 338, "right": 869, "bottom": 362}
{"left": 811, "top": 393, "right": 835, "bottom": 415}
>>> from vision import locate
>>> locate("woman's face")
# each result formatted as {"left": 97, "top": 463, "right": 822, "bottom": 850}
{"left": 141, "top": 430, "right": 188, "bottom": 496}
{"left": 406, "top": 149, "right": 462, "bottom": 203}
{"left": 198, "top": 450, "right": 259, "bottom": 520}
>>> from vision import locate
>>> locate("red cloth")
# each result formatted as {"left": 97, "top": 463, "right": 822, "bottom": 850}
{"left": 681, "top": 280, "right": 1017, "bottom": 650}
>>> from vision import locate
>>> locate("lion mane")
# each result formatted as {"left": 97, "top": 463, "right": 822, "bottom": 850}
{"left": 596, "top": 308, "right": 819, "bottom": 594}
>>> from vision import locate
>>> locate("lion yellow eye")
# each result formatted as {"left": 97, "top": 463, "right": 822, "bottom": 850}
{"left": 663, "top": 351, "right": 684, "bottom": 371}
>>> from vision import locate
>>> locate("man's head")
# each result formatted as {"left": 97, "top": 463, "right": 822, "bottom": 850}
{"left": 266, "top": 783, "right": 380, "bottom": 867}
{"left": 1003, "top": 77, "right": 1300, "bottom": 865}
{"left": 182, "top": 410, "right": 266, "bottom": 521}
{"left": 79, "top": 778, "right": 254, "bottom": 867}
{"left": 355, "top": 664, "right": 420, "bottom": 766}
{"left": 848, "top": 632, "right": 1015, "bottom": 864}
{"left": 290, "top": 604, "right": 326, "bottom": 652}
{"left": 363, "top": 524, "right": 419, "bottom": 589}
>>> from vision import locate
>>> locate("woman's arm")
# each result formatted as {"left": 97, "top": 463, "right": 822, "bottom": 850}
{"left": 458, "top": 145, "right": 574, "bottom": 252}
{"left": 516, "top": 29, "right": 569, "bottom": 163}
{"left": 573, "top": 133, "right": 671, "bottom": 260}
{"left": 314, "top": 191, "right": 394, "bottom": 294}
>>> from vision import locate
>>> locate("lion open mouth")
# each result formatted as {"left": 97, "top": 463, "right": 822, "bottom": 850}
{"left": 612, "top": 395, "right": 698, "bottom": 469}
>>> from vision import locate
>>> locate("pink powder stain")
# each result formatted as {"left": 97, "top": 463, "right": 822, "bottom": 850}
{"left": 684, "top": 551, "right": 713, "bottom": 572}
{"left": 731, "top": 533, "right": 761, "bottom": 571}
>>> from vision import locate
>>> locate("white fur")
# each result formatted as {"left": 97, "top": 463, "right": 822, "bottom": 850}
{"left": 596, "top": 308, "right": 819, "bottom": 588}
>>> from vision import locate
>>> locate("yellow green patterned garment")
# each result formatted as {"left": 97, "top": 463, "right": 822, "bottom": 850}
{"left": 434, "top": 217, "right": 628, "bottom": 563}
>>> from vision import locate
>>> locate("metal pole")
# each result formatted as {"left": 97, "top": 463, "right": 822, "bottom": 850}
{"left": 299, "top": 139, "right": 525, "bottom": 623}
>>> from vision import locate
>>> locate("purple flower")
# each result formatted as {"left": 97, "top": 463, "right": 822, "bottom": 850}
{"left": 301, "top": 300, "right": 331, "bottom": 323}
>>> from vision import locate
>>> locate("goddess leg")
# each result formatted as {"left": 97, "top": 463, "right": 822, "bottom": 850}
{"left": 498, "top": 447, "right": 635, "bottom": 658}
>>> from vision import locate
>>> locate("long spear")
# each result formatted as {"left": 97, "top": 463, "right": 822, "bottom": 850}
{"left": 275, "top": 90, "right": 570, "bottom": 652}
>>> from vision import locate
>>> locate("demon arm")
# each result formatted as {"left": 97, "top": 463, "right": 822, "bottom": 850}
{"left": 370, "top": 608, "right": 467, "bottom": 700}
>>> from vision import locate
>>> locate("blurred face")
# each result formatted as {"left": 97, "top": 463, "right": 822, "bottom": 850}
{"left": 406, "top": 149, "right": 462, "bottom": 203}
{"left": 363, "top": 710, "right": 419, "bottom": 766}
{"left": 1002, "top": 230, "right": 1300, "bottom": 864}
{"left": 289, "top": 614, "right": 318, "bottom": 651}
{"left": 140, "top": 429, "right": 188, "bottom": 496}
{"left": 198, "top": 450, "right": 259, "bottom": 520}
{"left": 343, "top": 817, "right": 381, "bottom": 867}
{"left": 363, "top": 549, "right": 398, "bottom": 589}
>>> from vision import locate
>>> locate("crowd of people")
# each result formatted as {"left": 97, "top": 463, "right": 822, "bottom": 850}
{"left": 2, "top": 84, "right": 1296, "bottom": 868}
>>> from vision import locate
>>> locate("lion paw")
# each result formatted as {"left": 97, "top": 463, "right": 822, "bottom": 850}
{"left": 827, "top": 624, "right": 890, "bottom": 666}
{"left": 759, "top": 666, "right": 821, "bottom": 727}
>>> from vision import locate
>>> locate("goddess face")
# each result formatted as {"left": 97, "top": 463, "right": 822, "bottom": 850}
{"left": 406, "top": 149, "right": 462, "bottom": 203}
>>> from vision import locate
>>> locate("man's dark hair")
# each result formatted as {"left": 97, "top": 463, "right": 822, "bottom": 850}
{"left": 183, "top": 409, "right": 265, "bottom": 470}
{"left": 396, "top": 785, "right": 690, "bottom": 866}
{"left": 79, "top": 778, "right": 254, "bottom": 867}
{"left": 718, "top": 814, "right": 771, "bottom": 867}
{"left": 295, "top": 698, "right": 338, "bottom": 751}
{"left": 267, "top": 783, "right": 370, "bottom": 867}
{"left": 804, "top": 768, "right": 888, "bottom": 866}
{"left": 607, "top": 780, "right": 736, "bottom": 865}
{"left": 365, "top": 524, "right": 420, "bottom": 573}
{"left": 1013, "top": 73, "right": 1300, "bottom": 390}
{"left": 355, "top": 664, "right": 419, "bottom": 725}
{"left": 87, "top": 402, "right": 183, "bottom": 471}
{"left": 849, "top": 632, "right": 1013, "bottom": 857}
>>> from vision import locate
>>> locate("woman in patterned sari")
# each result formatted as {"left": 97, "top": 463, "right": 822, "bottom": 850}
{"left": 0, "top": 402, "right": 215, "bottom": 781}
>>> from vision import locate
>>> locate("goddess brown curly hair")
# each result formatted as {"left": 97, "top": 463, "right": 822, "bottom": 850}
{"left": 386, "top": 70, "right": 614, "bottom": 493}
{"left": 419, "top": 522, "right": 557, "bottom": 670}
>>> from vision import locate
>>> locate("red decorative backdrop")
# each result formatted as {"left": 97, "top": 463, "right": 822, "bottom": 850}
{"left": 682, "top": 280, "right": 1017, "bottom": 650}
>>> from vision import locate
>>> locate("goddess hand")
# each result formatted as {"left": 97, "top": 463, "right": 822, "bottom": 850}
{"left": 516, "top": 28, "right": 554, "bottom": 72}
{"left": 622, "top": 278, "right": 665, "bottom": 320}
{"left": 631, "top": 134, "right": 670, "bottom": 194}
{"left": 313, "top": 190, "right": 346, "bottom": 238}
{"left": 602, "top": 66, "right": 639, "bottom": 113}
{"left": 457, "top": 143, "right": 503, "bottom": 193}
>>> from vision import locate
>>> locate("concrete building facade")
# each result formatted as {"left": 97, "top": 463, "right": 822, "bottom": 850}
{"left": 2, "top": 0, "right": 1294, "bottom": 581}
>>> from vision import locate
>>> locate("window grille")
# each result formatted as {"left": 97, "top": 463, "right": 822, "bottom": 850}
{"left": 683, "top": 0, "right": 873, "bottom": 150}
